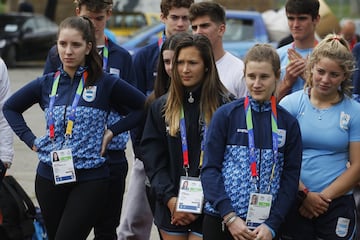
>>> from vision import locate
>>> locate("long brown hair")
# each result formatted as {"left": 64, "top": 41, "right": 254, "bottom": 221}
{"left": 164, "top": 34, "right": 230, "bottom": 136}
{"left": 58, "top": 16, "right": 103, "bottom": 86}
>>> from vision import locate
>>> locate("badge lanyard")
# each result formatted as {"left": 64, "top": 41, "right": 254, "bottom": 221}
{"left": 179, "top": 107, "right": 206, "bottom": 176}
{"left": 244, "top": 96, "right": 278, "bottom": 193}
{"left": 48, "top": 70, "right": 88, "bottom": 141}
{"left": 102, "top": 37, "right": 109, "bottom": 71}
{"left": 158, "top": 32, "right": 166, "bottom": 50}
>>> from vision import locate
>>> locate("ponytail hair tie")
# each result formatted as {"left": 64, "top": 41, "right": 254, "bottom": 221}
{"left": 332, "top": 35, "right": 341, "bottom": 41}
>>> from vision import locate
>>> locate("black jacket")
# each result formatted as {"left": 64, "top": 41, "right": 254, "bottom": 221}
{"left": 141, "top": 86, "right": 233, "bottom": 231}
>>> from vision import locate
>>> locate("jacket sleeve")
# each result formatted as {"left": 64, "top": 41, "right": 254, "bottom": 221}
{"left": 201, "top": 107, "right": 235, "bottom": 217}
{"left": 108, "top": 78, "right": 145, "bottom": 135}
{"left": 264, "top": 112, "right": 302, "bottom": 232}
{"left": 141, "top": 100, "right": 177, "bottom": 206}
{"left": 132, "top": 49, "right": 148, "bottom": 95}
{"left": 3, "top": 78, "right": 43, "bottom": 149}
{"left": 0, "top": 58, "right": 14, "bottom": 164}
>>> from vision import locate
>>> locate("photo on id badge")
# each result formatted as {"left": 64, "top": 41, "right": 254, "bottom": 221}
{"left": 246, "top": 193, "right": 272, "bottom": 229}
{"left": 176, "top": 176, "right": 204, "bottom": 214}
{"left": 52, "top": 151, "right": 60, "bottom": 162}
{"left": 51, "top": 149, "right": 76, "bottom": 184}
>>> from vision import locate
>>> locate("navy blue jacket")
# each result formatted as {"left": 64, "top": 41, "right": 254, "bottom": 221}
{"left": 3, "top": 67, "right": 145, "bottom": 182}
{"left": 43, "top": 38, "right": 137, "bottom": 163}
{"left": 201, "top": 97, "right": 302, "bottom": 232}
{"left": 132, "top": 42, "right": 160, "bottom": 96}
{"left": 130, "top": 41, "right": 161, "bottom": 158}
{"left": 141, "top": 86, "right": 233, "bottom": 231}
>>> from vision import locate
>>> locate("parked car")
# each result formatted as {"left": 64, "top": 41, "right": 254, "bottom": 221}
{"left": 121, "top": 22, "right": 163, "bottom": 54}
{"left": 121, "top": 10, "right": 273, "bottom": 59}
{"left": 107, "top": 11, "right": 160, "bottom": 43}
{"left": 0, "top": 12, "right": 58, "bottom": 68}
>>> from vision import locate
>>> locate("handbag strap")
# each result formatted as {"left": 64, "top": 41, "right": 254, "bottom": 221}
{"left": 2, "top": 175, "right": 36, "bottom": 220}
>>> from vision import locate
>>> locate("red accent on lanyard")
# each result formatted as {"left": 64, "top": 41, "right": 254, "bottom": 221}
{"left": 250, "top": 162, "right": 257, "bottom": 177}
{"left": 183, "top": 150, "right": 189, "bottom": 167}
{"left": 271, "top": 96, "right": 277, "bottom": 117}
{"left": 49, "top": 124, "right": 55, "bottom": 139}
{"left": 244, "top": 94, "right": 249, "bottom": 107}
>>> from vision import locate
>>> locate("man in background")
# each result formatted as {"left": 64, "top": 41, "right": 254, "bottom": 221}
{"left": 189, "top": 1, "right": 246, "bottom": 99}
{"left": 276, "top": 0, "right": 320, "bottom": 101}
{"left": 340, "top": 19, "right": 360, "bottom": 50}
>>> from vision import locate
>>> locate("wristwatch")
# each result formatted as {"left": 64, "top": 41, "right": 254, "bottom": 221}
{"left": 297, "top": 187, "right": 309, "bottom": 202}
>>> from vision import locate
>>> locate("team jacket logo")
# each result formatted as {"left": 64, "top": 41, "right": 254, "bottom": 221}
{"left": 109, "top": 67, "right": 120, "bottom": 76}
{"left": 339, "top": 111, "right": 350, "bottom": 130}
{"left": 277, "top": 129, "right": 286, "bottom": 148}
{"left": 82, "top": 86, "right": 97, "bottom": 102}
{"left": 336, "top": 217, "right": 350, "bottom": 237}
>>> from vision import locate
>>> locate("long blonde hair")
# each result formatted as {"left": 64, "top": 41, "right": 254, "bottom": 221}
{"left": 164, "top": 34, "right": 230, "bottom": 136}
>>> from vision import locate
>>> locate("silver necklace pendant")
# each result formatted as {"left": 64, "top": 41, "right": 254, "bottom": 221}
{"left": 316, "top": 109, "right": 328, "bottom": 120}
{"left": 188, "top": 92, "right": 194, "bottom": 103}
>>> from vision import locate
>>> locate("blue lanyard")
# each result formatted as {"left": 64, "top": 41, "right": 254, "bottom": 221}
{"left": 179, "top": 107, "right": 206, "bottom": 175}
{"left": 158, "top": 32, "right": 166, "bottom": 50}
{"left": 102, "top": 37, "right": 109, "bottom": 71}
{"left": 244, "top": 96, "right": 278, "bottom": 192}
{"left": 48, "top": 70, "right": 88, "bottom": 140}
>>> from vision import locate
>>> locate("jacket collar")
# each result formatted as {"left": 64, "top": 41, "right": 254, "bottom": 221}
{"left": 248, "top": 95, "right": 272, "bottom": 112}
{"left": 59, "top": 65, "right": 88, "bottom": 79}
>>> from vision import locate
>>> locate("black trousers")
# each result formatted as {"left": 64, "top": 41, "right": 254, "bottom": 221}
{"left": 93, "top": 160, "right": 128, "bottom": 240}
{"left": 279, "top": 194, "right": 356, "bottom": 240}
{"left": 35, "top": 175, "right": 109, "bottom": 240}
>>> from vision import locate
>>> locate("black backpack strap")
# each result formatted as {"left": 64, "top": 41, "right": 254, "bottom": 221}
{"left": 2, "top": 176, "right": 36, "bottom": 219}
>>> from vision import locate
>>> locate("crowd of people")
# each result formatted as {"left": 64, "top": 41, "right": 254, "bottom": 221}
{"left": 1, "top": 0, "right": 360, "bottom": 240}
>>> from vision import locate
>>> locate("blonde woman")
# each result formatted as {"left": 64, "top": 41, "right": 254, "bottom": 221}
{"left": 280, "top": 34, "right": 360, "bottom": 239}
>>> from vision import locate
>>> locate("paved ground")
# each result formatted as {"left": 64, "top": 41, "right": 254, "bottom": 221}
{"left": 6, "top": 65, "right": 160, "bottom": 240}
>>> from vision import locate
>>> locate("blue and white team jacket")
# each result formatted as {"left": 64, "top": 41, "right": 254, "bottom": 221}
{"left": 43, "top": 39, "right": 136, "bottom": 159}
{"left": 201, "top": 96, "right": 302, "bottom": 232}
{"left": 3, "top": 66, "right": 145, "bottom": 182}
